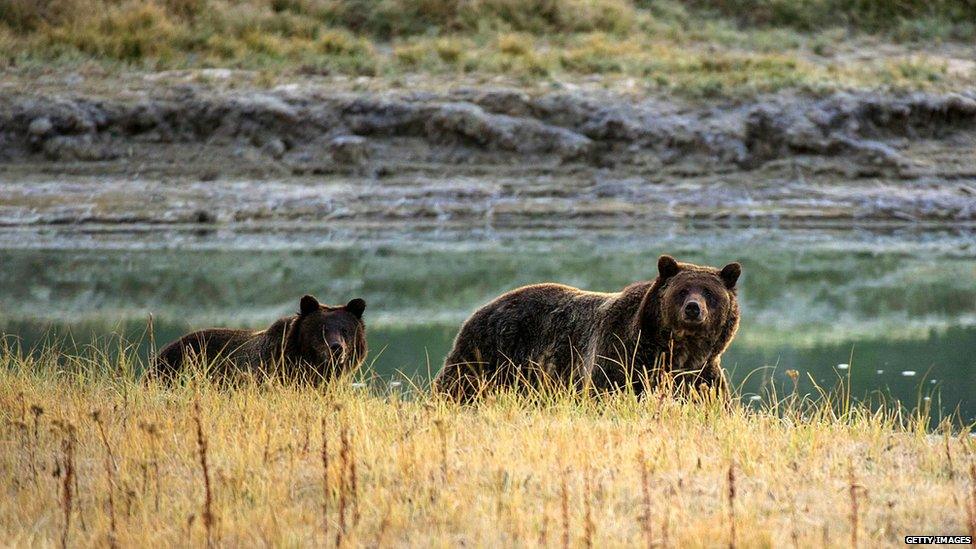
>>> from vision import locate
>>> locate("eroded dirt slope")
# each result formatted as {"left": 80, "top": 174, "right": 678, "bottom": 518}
{"left": 2, "top": 81, "right": 975, "bottom": 226}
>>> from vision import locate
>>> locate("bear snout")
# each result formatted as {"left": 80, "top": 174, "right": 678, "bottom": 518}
{"left": 325, "top": 340, "right": 346, "bottom": 361}
{"left": 682, "top": 300, "right": 705, "bottom": 322}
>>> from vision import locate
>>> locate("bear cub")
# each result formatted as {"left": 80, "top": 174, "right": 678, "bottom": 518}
{"left": 435, "top": 255, "right": 740, "bottom": 400}
{"left": 152, "top": 294, "right": 367, "bottom": 384}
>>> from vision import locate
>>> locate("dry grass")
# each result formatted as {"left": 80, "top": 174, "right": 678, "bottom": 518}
{"left": 685, "top": 0, "right": 976, "bottom": 35}
{"left": 0, "top": 347, "right": 974, "bottom": 547}
{"left": 0, "top": 0, "right": 973, "bottom": 96}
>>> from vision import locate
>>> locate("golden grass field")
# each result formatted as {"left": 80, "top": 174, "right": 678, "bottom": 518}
{"left": 1, "top": 346, "right": 975, "bottom": 547}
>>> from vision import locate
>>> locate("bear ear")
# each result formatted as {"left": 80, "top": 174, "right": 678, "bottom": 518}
{"left": 345, "top": 298, "right": 366, "bottom": 319}
{"left": 299, "top": 294, "right": 321, "bottom": 315}
{"left": 720, "top": 262, "right": 741, "bottom": 289}
{"left": 657, "top": 255, "right": 680, "bottom": 280}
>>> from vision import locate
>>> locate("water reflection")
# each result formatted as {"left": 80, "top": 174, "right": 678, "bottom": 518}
{"left": 2, "top": 225, "right": 974, "bottom": 420}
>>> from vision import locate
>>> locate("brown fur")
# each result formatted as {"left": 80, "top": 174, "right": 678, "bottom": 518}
{"left": 150, "top": 295, "right": 367, "bottom": 384}
{"left": 434, "top": 256, "right": 740, "bottom": 400}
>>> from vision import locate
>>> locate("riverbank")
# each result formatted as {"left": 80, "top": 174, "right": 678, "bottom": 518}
{"left": 0, "top": 357, "right": 972, "bottom": 546}
{"left": 2, "top": 77, "right": 975, "bottom": 227}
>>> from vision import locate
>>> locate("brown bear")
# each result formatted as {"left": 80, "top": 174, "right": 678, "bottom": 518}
{"left": 434, "top": 256, "right": 740, "bottom": 400}
{"left": 150, "top": 295, "right": 367, "bottom": 384}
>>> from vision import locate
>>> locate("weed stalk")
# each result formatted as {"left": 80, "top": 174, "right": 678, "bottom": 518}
{"left": 193, "top": 400, "right": 217, "bottom": 548}
{"left": 92, "top": 411, "right": 119, "bottom": 549}
{"left": 728, "top": 461, "right": 737, "bottom": 549}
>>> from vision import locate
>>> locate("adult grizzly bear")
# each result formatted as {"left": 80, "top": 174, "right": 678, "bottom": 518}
{"left": 434, "top": 256, "right": 740, "bottom": 400}
{"left": 151, "top": 295, "right": 367, "bottom": 384}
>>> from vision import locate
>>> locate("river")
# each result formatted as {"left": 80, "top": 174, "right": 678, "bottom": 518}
{"left": 1, "top": 224, "right": 973, "bottom": 421}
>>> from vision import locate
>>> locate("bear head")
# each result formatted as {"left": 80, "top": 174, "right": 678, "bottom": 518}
{"left": 653, "top": 255, "right": 740, "bottom": 342}
{"left": 290, "top": 294, "right": 367, "bottom": 378}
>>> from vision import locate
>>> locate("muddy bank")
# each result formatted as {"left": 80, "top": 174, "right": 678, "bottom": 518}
{"left": 4, "top": 85, "right": 976, "bottom": 170}
{"left": 1, "top": 83, "right": 975, "bottom": 225}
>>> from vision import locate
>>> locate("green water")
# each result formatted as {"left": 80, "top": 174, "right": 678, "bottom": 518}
{"left": 1, "top": 225, "right": 974, "bottom": 421}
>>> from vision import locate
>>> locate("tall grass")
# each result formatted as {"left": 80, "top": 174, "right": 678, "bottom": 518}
{"left": 0, "top": 342, "right": 973, "bottom": 545}
{"left": 5, "top": 0, "right": 972, "bottom": 39}
{"left": 686, "top": 0, "right": 976, "bottom": 34}
{"left": 0, "top": 0, "right": 972, "bottom": 94}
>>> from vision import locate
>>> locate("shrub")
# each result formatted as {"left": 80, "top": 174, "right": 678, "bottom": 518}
{"left": 44, "top": 1, "right": 180, "bottom": 62}
{"left": 0, "top": 0, "right": 81, "bottom": 32}
{"left": 682, "top": 0, "right": 976, "bottom": 33}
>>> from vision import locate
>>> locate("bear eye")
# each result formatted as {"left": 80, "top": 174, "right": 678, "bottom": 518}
{"left": 677, "top": 289, "right": 689, "bottom": 298}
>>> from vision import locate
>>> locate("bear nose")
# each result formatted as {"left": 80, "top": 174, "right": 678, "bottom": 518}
{"left": 329, "top": 343, "right": 343, "bottom": 356}
{"left": 684, "top": 301, "right": 701, "bottom": 320}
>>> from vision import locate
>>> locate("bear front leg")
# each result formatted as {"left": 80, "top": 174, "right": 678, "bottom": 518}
{"left": 434, "top": 346, "right": 493, "bottom": 402}
{"left": 700, "top": 356, "right": 731, "bottom": 400}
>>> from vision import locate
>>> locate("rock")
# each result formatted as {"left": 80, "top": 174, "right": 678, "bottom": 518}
{"left": 42, "top": 135, "right": 118, "bottom": 162}
{"left": 831, "top": 135, "right": 911, "bottom": 168}
{"left": 263, "top": 137, "right": 287, "bottom": 160}
{"left": 941, "top": 93, "right": 976, "bottom": 115}
{"left": 425, "top": 103, "right": 506, "bottom": 148}
{"left": 785, "top": 116, "right": 830, "bottom": 151}
{"left": 425, "top": 102, "right": 593, "bottom": 157}
{"left": 461, "top": 88, "right": 534, "bottom": 117}
{"left": 341, "top": 98, "right": 426, "bottom": 135}
{"left": 741, "top": 106, "right": 790, "bottom": 168}
{"left": 581, "top": 109, "right": 642, "bottom": 141}
{"left": 28, "top": 117, "right": 54, "bottom": 139}
{"left": 328, "top": 135, "right": 370, "bottom": 165}
{"left": 541, "top": 125, "right": 593, "bottom": 160}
